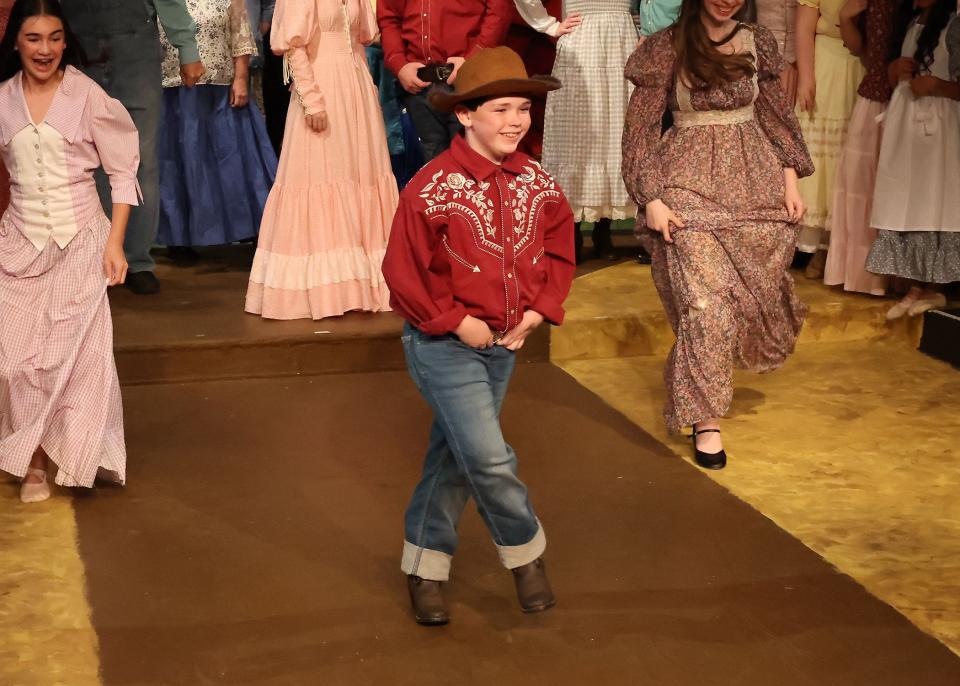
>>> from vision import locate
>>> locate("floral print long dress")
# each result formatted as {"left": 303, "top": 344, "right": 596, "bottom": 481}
{"left": 622, "top": 24, "right": 814, "bottom": 432}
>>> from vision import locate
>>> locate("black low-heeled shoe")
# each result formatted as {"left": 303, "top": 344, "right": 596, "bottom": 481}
{"left": 690, "top": 427, "right": 727, "bottom": 470}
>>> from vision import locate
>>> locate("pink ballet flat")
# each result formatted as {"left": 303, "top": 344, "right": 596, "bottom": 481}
{"left": 907, "top": 292, "right": 947, "bottom": 317}
{"left": 886, "top": 297, "right": 917, "bottom": 320}
{"left": 20, "top": 467, "right": 51, "bottom": 504}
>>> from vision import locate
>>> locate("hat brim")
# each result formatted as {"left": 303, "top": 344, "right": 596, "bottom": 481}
{"left": 427, "top": 76, "right": 562, "bottom": 113}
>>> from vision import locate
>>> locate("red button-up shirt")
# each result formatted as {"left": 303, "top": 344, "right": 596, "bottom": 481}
{"left": 377, "top": 0, "right": 514, "bottom": 77}
{"left": 382, "top": 136, "right": 576, "bottom": 337}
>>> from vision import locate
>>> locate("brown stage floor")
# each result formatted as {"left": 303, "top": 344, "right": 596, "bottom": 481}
{"left": 73, "top": 364, "right": 960, "bottom": 685}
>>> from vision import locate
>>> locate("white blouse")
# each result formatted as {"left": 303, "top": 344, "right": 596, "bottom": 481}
{"left": 514, "top": 0, "right": 562, "bottom": 36}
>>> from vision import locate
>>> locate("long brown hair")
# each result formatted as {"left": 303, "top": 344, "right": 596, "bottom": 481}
{"left": 672, "top": 0, "right": 757, "bottom": 90}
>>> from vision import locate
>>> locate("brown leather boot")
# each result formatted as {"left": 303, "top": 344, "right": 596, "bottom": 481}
{"left": 511, "top": 558, "right": 556, "bottom": 613}
{"left": 406, "top": 575, "right": 450, "bottom": 626}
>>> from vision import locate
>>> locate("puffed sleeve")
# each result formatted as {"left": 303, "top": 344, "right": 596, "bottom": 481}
{"left": 381, "top": 191, "right": 468, "bottom": 336}
{"left": 514, "top": 0, "right": 561, "bottom": 37}
{"left": 271, "top": 0, "right": 324, "bottom": 115}
{"left": 753, "top": 25, "right": 814, "bottom": 176}
{"left": 622, "top": 30, "right": 674, "bottom": 208}
{"left": 89, "top": 89, "right": 142, "bottom": 206}
{"left": 359, "top": 0, "right": 378, "bottom": 45}
{"left": 530, "top": 185, "right": 575, "bottom": 325}
{"left": 228, "top": 0, "right": 257, "bottom": 57}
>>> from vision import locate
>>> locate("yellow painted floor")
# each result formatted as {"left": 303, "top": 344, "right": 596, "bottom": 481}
{"left": 552, "top": 262, "right": 923, "bottom": 361}
{"left": 560, "top": 338, "right": 960, "bottom": 655}
{"left": 0, "top": 489, "right": 101, "bottom": 685}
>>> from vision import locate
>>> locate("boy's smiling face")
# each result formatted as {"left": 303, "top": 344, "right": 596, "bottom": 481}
{"left": 456, "top": 96, "right": 533, "bottom": 164}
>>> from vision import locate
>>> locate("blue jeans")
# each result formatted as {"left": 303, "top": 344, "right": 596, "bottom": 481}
{"left": 66, "top": 4, "right": 162, "bottom": 274}
{"left": 400, "top": 323, "right": 545, "bottom": 581}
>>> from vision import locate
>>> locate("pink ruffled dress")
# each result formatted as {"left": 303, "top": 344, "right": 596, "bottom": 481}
{"left": 245, "top": 0, "right": 398, "bottom": 319}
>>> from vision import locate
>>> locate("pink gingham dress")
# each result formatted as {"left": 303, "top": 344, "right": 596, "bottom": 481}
{"left": 0, "top": 66, "right": 140, "bottom": 487}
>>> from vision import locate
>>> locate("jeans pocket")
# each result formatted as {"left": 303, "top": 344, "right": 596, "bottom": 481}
{"left": 401, "top": 333, "right": 425, "bottom": 391}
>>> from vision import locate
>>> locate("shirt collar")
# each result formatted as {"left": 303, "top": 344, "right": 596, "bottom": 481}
{"left": 449, "top": 135, "right": 529, "bottom": 181}
{"left": 0, "top": 66, "right": 90, "bottom": 145}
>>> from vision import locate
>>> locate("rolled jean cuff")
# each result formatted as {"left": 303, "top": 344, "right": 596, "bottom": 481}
{"left": 496, "top": 521, "right": 546, "bottom": 570}
{"left": 401, "top": 540, "right": 453, "bottom": 582}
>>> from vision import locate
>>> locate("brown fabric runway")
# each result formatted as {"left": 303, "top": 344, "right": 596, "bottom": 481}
{"left": 73, "top": 364, "right": 960, "bottom": 685}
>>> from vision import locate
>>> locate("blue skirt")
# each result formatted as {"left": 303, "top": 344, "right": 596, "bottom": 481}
{"left": 157, "top": 85, "right": 278, "bottom": 247}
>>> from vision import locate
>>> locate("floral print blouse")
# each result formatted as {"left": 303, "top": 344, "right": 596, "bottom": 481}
{"left": 622, "top": 25, "right": 814, "bottom": 209}
{"left": 160, "top": 0, "right": 257, "bottom": 87}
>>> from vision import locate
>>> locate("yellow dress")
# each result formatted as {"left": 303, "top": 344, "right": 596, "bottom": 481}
{"left": 795, "top": 0, "right": 865, "bottom": 251}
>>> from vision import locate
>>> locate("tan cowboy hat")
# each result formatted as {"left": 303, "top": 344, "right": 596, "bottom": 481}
{"left": 428, "top": 46, "right": 561, "bottom": 113}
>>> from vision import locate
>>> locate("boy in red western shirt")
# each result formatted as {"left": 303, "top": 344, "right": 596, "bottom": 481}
{"left": 382, "top": 47, "right": 576, "bottom": 626}
{"left": 377, "top": 0, "right": 513, "bottom": 161}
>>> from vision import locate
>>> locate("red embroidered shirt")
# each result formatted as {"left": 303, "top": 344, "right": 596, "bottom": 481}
{"left": 377, "top": 0, "right": 514, "bottom": 77}
{"left": 382, "top": 135, "right": 576, "bottom": 336}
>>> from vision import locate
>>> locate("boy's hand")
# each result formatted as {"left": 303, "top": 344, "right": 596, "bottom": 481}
{"left": 446, "top": 56, "right": 466, "bottom": 85}
{"left": 399, "top": 62, "right": 429, "bottom": 93}
{"left": 455, "top": 315, "right": 494, "bottom": 348}
{"left": 497, "top": 310, "right": 544, "bottom": 351}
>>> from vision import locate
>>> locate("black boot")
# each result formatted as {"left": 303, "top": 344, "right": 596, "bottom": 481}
{"left": 591, "top": 219, "right": 617, "bottom": 261}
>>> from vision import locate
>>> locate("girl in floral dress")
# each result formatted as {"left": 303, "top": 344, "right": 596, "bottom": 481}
{"left": 622, "top": 0, "right": 813, "bottom": 469}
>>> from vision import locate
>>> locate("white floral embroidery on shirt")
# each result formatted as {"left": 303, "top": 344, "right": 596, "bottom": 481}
{"left": 419, "top": 162, "right": 560, "bottom": 260}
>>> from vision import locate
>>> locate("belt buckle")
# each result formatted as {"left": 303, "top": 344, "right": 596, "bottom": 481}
{"left": 436, "top": 64, "right": 453, "bottom": 82}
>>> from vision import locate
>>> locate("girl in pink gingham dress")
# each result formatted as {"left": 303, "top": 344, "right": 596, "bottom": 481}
{"left": 0, "top": 0, "right": 141, "bottom": 503}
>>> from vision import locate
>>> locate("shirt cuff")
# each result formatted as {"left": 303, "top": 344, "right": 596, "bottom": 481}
{"left": 177, "top": 44, "right": 202, "bottom": 65}
{"left": 530, "top": 298, "right": 564, "bottom": 327}
{"left": 110, "top": 178, "right": 143, "bottom": 207}
{"left": 419, "top": 304, "right": 467, "bottom": 336}
{"left": 384, "top": 50, "right": 407, "bottom": 77}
